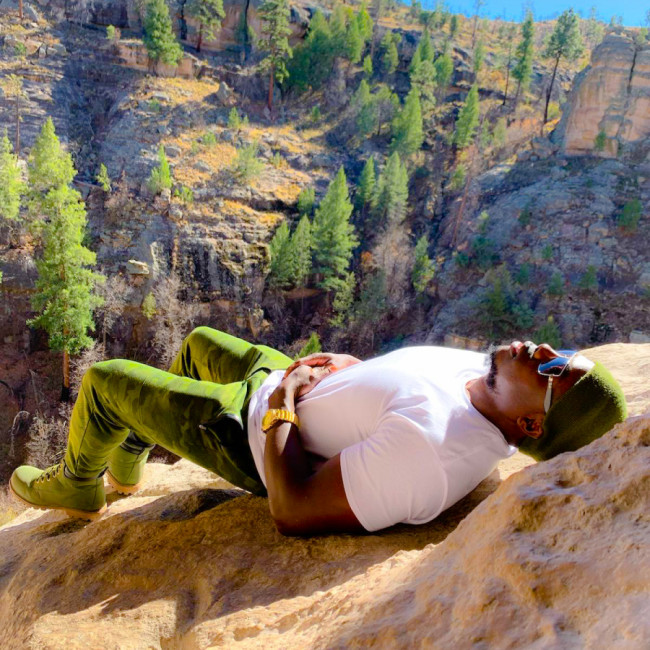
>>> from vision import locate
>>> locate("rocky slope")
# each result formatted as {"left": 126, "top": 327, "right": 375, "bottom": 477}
{"left": 1, "top": 342, "right": 648, "bottom": 648}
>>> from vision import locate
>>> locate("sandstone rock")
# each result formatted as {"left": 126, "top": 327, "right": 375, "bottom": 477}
{"left": 560, "top": 35, "right": 650, "bottom": 157}
{"left": 215, "top": 81, "right": 232, "bottom": 104}
{"left": 164, "top": 144, "right": 182, "bottom": 158}
{"left": 126, "top": 259, "right": 150, "bottom": 275}
{"left": 0, "top": 345, "right": 648, "bottom": 647}
{"left": 629, "top": 330, "right": 650, "bottom": 343}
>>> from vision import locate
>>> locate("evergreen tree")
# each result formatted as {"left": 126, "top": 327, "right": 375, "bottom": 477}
{"left": 362, "top": 54, "right": 373, "bottom": 78}
{"left": 512, "top": 10, "right": 534, "bottom": 104}
{"left": 329, "top": 3, "right": 348, "bottom": 57}
{"left": 412, "top": 234, "right": 435, "bottom": 294}
{"left": 356, "top": 156, "right": 376, "bottom": 212}
{"left": 27, "top": 121, "right": 104, "bottom": 399}
{"left": 287, "top": 10, "right": 331, "bottom": 92}
{"left": 1, "top": 74, "right": 26, "bottom": 154}
{"left": 352, "top": 269, "right": 387, "bottom": 345}
{"left": 143, "top": 0, "right": 183, "bottom": 66}
{"left": 434, "top": 52, "right": 453, "bottom": 90}
{"left": 373, "top": 151, "right": 408, "bottom": 228}
{"left": 584, "top": 7, "right": 604, "bottom": 46}
{"left": 259, "top": 0, "right": 293, "bottom": 111}
{"left": 374, "top": 85, "right": 400, "bottom": 136}
{"left": 311, "top": 167, "right": 358, "bottom": 290}
{"left": 185, "top": 0, "right": 225, "bottom": 52}
{"left": 0, "top": 128, "right": 26, "bottom": 221}
{"left": 268, "top": 220, "right": 292, "bottom": 288}
{"left": 409, "top": 47, "right": 422, "bottom": 75}
{"left": 409, "top": 58, "right": 437, "bottom": 116}
{"left": 382, "top": 36, "right": 399, "bottom": 75}
{"left": 449, "top": 14, "right": 458, "bottom": 38}
{"left": 288, "top": 214, "right": 312, "bottom": 287}
{"left": 357, "top": 2, "right": 374, "bottom": 44}
{"left": 96, "top": 163, "right": 111, "bottom": 193}
{"left": 148, "top": 144, "right": 173, "bottom": 194}
{"left": 27, "top": 117, "right": 75, "bottom": 217}
{"left": 542, "top": 9, "right": 583, "bottom": 126}
{"left": 329, "top": 270, "right": 355, "bottom": 327}
{"left": 345, "top": 12, "right": 363, "bottom": 64}
{"left": 391, "top": 88, "right": 423, "bottom": 157}
{"left": 297, "top": 186, "right": 315, "bottom": 215}
{"left": 454, "top": 84, "right": 479, "bottom": 149}
{"left": 352, "top": 79, "right": 377, "bottom": 138}
{"left": 473, "top": 39, "right": 485, "bottom": 76}
{"left": 417, "top": 28, "right": 434, "bottom": 63}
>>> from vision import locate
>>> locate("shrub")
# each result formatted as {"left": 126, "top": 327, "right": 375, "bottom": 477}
{"left": 201, "top": 131, "right": 217, "bottom": 146}
{"left": 13, "top": 42, "right": 27, "bottom": 57}
{"left": 471, "top": 235, "right": 497, "bottom": 270}
{"left": 231, "top": 141, "right": 264, "bottom": 182}
{"left": 534, "top": 315, "right": 562, "bottom": 349}
{"left": 514, "top": 263, "right": 530, "bottom": 285}
{"left": 547, "top": 101, "right": 561, "bottom": 121}
{"left": 141, "top": 291, "right": 157, "bottom": 319}
{"left": 618, "top": 199, "right": 642, "bottom": 231}
{"left": 297, "top": 186, "right": 315, "bottom": 215}
{"left": 547, "top": 271, "right": 565, "bottom": 296}
{"left": 594, "top": 129, "right": 606, "bottom": 152}
{"left": 310, "top": 105, "right": 322, "bottom": 122}
{"left": 148, "top": 98, "right": 162, "bottom": 113}
{"left": 228, "top": 107, "right": 241, "bottom": 131}
{"left": 106, "top": 25, "right": 120, "bottom": 41}
{"left": 148, "top": 144, "right": 173, "bottom": 194}
{"left": 541, "top": 244, "right": 553, "bottom": 260}
{"left": 296, "top": 332, "right": 321, "bottom": 358}
{"left": 190, "top": 141, "right": 200, "bottom": 155}
{"left": 271, "top": 152, "right": 285, "bottom": 168}
{"left": 173, "top": 185, "right": 194, "bottom": 204}
{"left": 96, "top": 163, "right": 111, "bottom": 193}
{"left": 454, "top": 251, "right": 470, "bottom": 268}
{"left": 578, "top": 265, "right": 598, "bottom": 291}
{"left": 447, "top": 163, "right": 466, "bottom": 192}
{"left": 518, "top": 204, "right": 532, "bottom": 225}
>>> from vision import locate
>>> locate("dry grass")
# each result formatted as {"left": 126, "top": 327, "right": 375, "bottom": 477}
{"left": 0, "top": 486, "right": 25, "bottom": 528}
{"left": 151, "top": 77, "right": 219, "bottom": 105}
{"left": 221, "top": 200, "right": 284, "bottom": 227}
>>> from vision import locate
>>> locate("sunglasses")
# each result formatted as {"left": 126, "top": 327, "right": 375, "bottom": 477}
{"left": 538, "top": 349, "right": 578, "bottom": 413}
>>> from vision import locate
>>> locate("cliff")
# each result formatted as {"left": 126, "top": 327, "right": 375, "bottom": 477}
{"left": 1, "top": 343, "right": 649, "bottom": 647}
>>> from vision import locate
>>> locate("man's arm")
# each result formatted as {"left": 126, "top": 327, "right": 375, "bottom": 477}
{"left": 264, "top": 376, "right": 365, "bottom": 537}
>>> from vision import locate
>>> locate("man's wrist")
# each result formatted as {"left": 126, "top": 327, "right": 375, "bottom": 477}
{"left": 268, "top": 383, "right": 296, "bottom": 410}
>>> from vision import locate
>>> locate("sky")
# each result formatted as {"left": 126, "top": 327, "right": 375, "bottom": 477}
{"left": 421, "top": 0, "right": 649, "bottom": 26}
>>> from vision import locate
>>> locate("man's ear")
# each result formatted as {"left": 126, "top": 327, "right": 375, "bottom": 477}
{"left": 516, "top": 414, "right": 545, "bottom": 439}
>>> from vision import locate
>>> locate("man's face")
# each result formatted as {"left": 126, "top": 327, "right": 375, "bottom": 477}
{"left": 485, "top": 340, "right": 593, "bottom": 424}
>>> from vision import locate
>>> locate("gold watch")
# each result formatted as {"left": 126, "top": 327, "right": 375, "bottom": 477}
{"left": 262, "top": 408, "right": 300, "bottom": 432}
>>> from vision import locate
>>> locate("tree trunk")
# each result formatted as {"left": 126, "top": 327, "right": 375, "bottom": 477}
{"left": 514, "top": 79, "right": 521, "bottom": 110}
{"left": 267, "top": 64, "right": 274, "bottom": 113}
{"left": 197, "top": 23, "right": 203, "bottom": 52}
{"left": 18, "top": 0, "right": 23, "bottom": 20}
{"left": 61, "top": 349, "right": 70, "bottom": 402}
{"left": 15, "top": 103, "right": 20, "bottom": 154}
{"left": 450, "top": 166, "right": 472, "bottom": 249}
{"left": 502, "top": 45, "right": 512, "bottom": 105}
{"left": 543, "top": 56, "right": 560, "bottom": 133}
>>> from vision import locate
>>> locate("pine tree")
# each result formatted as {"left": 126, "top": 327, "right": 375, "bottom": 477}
{"left": 345, "top": 12, "right": 363, "bottom": 64}
{"left": 96, "top": 163, "right": 111, "bottom": 193}
{"left": 148, "top": 144, "right": 172, "bottom": 194}
{"left": 381, "top": 33, "right": 399, "bottom": 75}
{"left": 259, "top": 0, "right": 293, "bottom": 111}
{"left": 356, "top": 156, "right": 376, "bottom": 212}
{"left": 143, "top": 0, "right": 184, "bottom": 66}
{"left": 329, "top": 270, "right": 355, "bottom": 327}
{"left": 434, "top": 52, "right": 453, "bottom": 90}
{"left": 391, "top": 88, "right": 423, "bottom": 157}
{"left": 373, "top": 151, "right": 408, "bottom": 228}
{"left": 311, "top": 167, "right": 358, "bottom": 290}
{"left": 512, "top": 10, "right": 534, "bottom": 104}
{"left": 185, "top": 0, "right": 225, "bottom": 52}
{"left": 409, "top": 47, "right": 422, "bottom": 75}
{"left": 329, "top": 3, "right": 348, "bottom": 58}
{"left": 412, "top": 234, "right": 435, "bottom": 294}
{"left": 417, "top": 28, "right": 434, "bottom": 63}
{"left": 0, "top": 128, "right": 26, "bottom": 221}
{"left": 449, "top": 14, "right": 458, "bottom": 38}
{"left": 473, "top": 39, "right": 485, "bottom": 76}
{"left": 0, "top": 74, "right": 26, "bottom": 154}
{"left": 268, "top": 220, "right": 292, "bottom": 288}
{"left": 352, "top": 79, "right": 377, "bottom": 138}
{"left": 288, "top": 214, "right": 312, "bottom": 287}
{"left": 454, "top": 84, "right": 479, "bottom": 149}
{"left": 297, "top": 186, "right": 315, "bottom": 215}
{"left": 542, "top": 9, "right": 583, "bottom": 126}
{"left": 357, "top": 2, "right": 374, "bottom": 44}
{"left": 27, "top": 120, "right": 104, "bottom": 399}
{"left": 409, "top": 58, "right": 437, "bottom": 116}
{"left": 362, "top": 54, "right": 373, "bottom": 78}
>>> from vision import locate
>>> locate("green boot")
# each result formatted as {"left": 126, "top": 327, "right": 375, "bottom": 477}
{"left": 106, "top": 434, "right": 154, "bottom": 495}
{"left": 10, "top": 462, "right": 107, "bottom": 521}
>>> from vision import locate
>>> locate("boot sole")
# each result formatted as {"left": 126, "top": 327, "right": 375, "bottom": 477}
{"left": 106, "top": 471, "right": 142, "bottom": 495}
{"left": 9, "top": 482, "right": 107, "bottom": 522}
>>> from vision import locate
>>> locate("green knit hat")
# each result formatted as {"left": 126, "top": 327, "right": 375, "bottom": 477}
{"left": 518, "top": 360, "right": 628, "bottom": 461}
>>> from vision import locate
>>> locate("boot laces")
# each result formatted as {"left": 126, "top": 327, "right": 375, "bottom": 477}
{"left": 40, "top": 463, "right": 62, "bottom": 483}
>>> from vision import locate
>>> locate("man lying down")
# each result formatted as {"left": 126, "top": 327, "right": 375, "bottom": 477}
{"left": 11, "top": 327, "right": 627, "bottom": 535}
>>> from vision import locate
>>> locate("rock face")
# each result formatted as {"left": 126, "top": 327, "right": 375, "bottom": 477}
{"left": 1, "top": 344, "right": 648, "bottom": 648}
{"left": 560, "top": 34, "right": 650, "bottom": 156}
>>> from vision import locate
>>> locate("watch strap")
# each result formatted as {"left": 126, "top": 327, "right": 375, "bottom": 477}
{"left": 262, "top": 408, "right": 300, "bottom": 432}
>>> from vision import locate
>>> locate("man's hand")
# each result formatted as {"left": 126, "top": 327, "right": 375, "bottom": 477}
{"left": 282, "top": 352, "right": 362, "bottom": 379}
{"left": 275, "top": 364, "right": 332, "bottom": 402}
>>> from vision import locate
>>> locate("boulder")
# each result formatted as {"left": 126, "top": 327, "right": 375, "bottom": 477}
{"left": 126, "top": 259, "right": 150, "bottom": 275}
{"left": 0, "top": 344, "right": 648, "bottom": 647}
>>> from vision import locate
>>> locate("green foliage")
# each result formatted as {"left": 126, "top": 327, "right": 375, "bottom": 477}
{"left": 287, "top": 10, "right": 333, "bottom": 92}
{"left": 310, "top": 105, "right": 321, "bottom": 122}
{"left": 416, "top": 29, "right": 434, "bottom": 63}
{"left": 362, "top": 54, "right": 373, "bottom": 78}
{"left": 578, "top": 265, "right": 598, "bottom": 291}
{"left": 143, "top": 0, "right": 183, "bottom": 65}
{"left": 329, "top": 270, "right": 355, "bottom": 327}
{"left": 232, "top": 141, "right": 264, "bottom": 182}
{"left": 268, "top": 220, "right": 292, "bottom": 288}
{"left": 311, "top": 167, "right": 358, "bottom": 290}
{"left": 447, "top": 163, "right": 466, "bottom": 191}
{"left": 0, "top": 129, "right": 25, "bottom": 221}
{"left": 454, "top": 84, "right": 479, "bottom": 149}
{"left": 477, "top": 209, "right": 489, "bottom": 234}
{"left": 373, "top": 152, "right": 409, "bottom": 229}
{"left": 471, "top": 235, "right": 497, "bottom": 270}
{"left": 271, "top": 152, "right": 285, "bottom": 168}
{"left": 409, "top": 59, "right": 437, "bottom": 117}
{"left": 201, "top": 131, "right": 217, "bottom": 146}
{"left": 492, "top": 117, "right": 507, "bottom": 148}
{"left": 382, "top": 37, "right": 399, "bottom": 75}
{"left": 543, "top": 9, "right": 583, "bottom": 64}
{"left": 27, "top": 180, "right": 104, "bottom": 356}
{"left": 190, "top": 140, "right": 200, "bottom": 155}
{"left": 296, "top": 332, "right": 321, "bottom": 358}
{"left": 148, "top": 98, "right": 162, "bottom": 113}
{"left": 106, "top": 25, "right": 118, "bottom": 41}
{"left": 351, "top": 79, "right": 377, "bottom": 138}
{"left": 541, "top": 244, "right": 553, "bottom": 260}
{"left": 619, "top": 199, "right": 642, "bottom": 231}
{"left": 297, "top": 186, "right": 315, "bottom": 215}
{"left": 518, "top": 202, "right": 532, "bottom": 225}
{"left": 13, "top": 42, "right": 27, "bottom": 57}
{"left": 141, "top": 291, "right": 157, "bottom": 319}
{"left": 473, "top": 40, "right": 485, "bottom": 75}
{"left": 259, "top": 0, "right": 293, "bottom": 96}
{"left": 449, "top": 14, "right": 458, "bottom": 37}
{"left": 584, "top": 7, "right": 605, "bottom": 46}
{"left": 547, "top": 102, "right": 561, "bottom": 121}
{"left": 228, "top": 107, "right": 242, "bottom": 130}
{"left": 345, "top": 11, "right": 364, "bottom": 64}
{"left": 356, "top": 156, "right": 376, "bottom": 211}
{"left": 173, "top": 185, "right": 194, "bottom": 204}
{"left": 412, "top": 234, "right": 435, "bottom": 294}
{"left": 547, "top": 271, "right": 565, "bottom": 296}
{"left": 391, "top": 89, "right": 423, "bottom": 157}
{"left": 454, "top": 251, "right": 470, "bottom": 268}
{"left": 96, "top": 163, "right": 111, "bottom": 193}
{"left": 534, "top": 316, "right": 561, "bottom": 349}
{"left": 433, "top": 52, "right": 453, "bottom": 88}
{"left": 594, "top": 129, "right": 607, "bottom": 152}
{"left": 148, "top": 144, "right": 173, "bottom": 194}
{"left": 288, "top": 214, "right": 312, "bottom": 286}
{"left": 514, "top": 263, "right": 530, "bottom": 285}
{"left": 357, "top": 2, "right": 373, "bottom": 44}
{"left": 185, "top": 0, "right": 225, "bottom": 47}
{"left": 512, "top": 10, "right": 534, "bottom": 96}
{"left": 353, "top": 269, "right": 387, "bottom": 327}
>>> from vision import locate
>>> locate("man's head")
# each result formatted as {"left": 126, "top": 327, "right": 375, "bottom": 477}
{"left": 480, "top": 340, "right": 627, "bottom": 459}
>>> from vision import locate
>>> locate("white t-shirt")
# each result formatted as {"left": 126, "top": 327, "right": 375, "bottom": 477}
{"left": 247, "top": 346, "right": 516, "bottom": 532}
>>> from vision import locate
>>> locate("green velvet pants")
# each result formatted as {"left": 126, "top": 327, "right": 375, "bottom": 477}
{"left": 63, "top": 327, "right": 292, "bottom": 495}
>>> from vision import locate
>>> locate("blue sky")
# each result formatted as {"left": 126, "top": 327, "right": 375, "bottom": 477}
{"left": 421, "top": 1, "right": 649, "bottom": 26}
